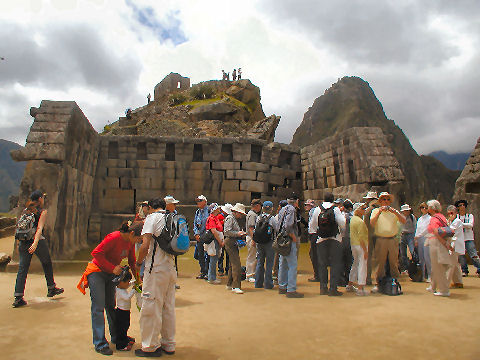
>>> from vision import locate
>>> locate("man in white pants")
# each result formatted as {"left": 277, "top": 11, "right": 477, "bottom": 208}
{"left": 135, "top": 197, "right": 177, "bottom": 357}
{"left": 245, "top": 199, "right": 262, "bottom": 282}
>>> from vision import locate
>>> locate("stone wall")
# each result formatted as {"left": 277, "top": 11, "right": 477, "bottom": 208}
{"left": 154, "top": 72, "right": 190, "bottom": 101}
{"left": 11, "top": 101, "right": 99, "bottom": 259}
{"left": 301, "top": 127, "right": 404, "bottom": 204}
{"left": 454, "top": 137, "right": 480, "bottom": 248}
{"left": 88, "top": 136, "right": 301, "bottom": 242}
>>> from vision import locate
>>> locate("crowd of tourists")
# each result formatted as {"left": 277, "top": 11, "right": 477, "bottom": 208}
{"left": 11, "top": 189, "right": 477, "bottom": 356}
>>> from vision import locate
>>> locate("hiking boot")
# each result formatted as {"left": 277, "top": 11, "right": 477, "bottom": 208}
{"left": 320, "top": 287, "right": 329, "bottom": 295}
{"left": 12, "top": 297, "right": 27, "bottom": 308}
{"left": 47, "top": 287, "right": 64, "bottom": 297}
{"left": 96, "top": 347, "right": 113, "bottom": 356}
{"left": 308, "top": 278, "right": 320, "bottom": 282}
{"left": 286, "top": 291, "right": 304, "bottom": 298}
{"left": 328, "top": 289, "right": 343, "bottom": 296}
{"left": 135, "top": 348, "right": 163, "bottom": 357}
{"left": 278, "top": 287, "right": 287, "bottom": 294}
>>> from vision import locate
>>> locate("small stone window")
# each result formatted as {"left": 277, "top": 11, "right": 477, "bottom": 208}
{"left": 165, "top": 143, "right": 175, "bottom": 161}
{"left": 193, "top": 144, "right": 203, "bottom": 162}
{"left": 250, "top": 145, "right": 262, "bottom": 163}
{"left": 466, "top": 182, "right": 480, "bottom": 194}
{"left": 221, "top": 144, "right": 233, "bottom": 162}
{"left": 348, "top": 159, "right": 356, "bottom": 184}
{"left": 108, "top": 141, "right": 119, "bottom": 159}
{"left": 137, "top": 142, "right": 147, "bottom": 160}
{"left": 278, "top": 150, "right": 292, "bottom": 168}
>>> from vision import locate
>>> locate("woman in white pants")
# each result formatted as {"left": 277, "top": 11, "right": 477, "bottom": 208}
{"left": 347, "top": 203, "right": 369, "bottom": 296}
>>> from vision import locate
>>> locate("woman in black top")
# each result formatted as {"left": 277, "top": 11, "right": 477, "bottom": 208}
{"left": 13, "top": 190, "right": 64, "bottom": 308}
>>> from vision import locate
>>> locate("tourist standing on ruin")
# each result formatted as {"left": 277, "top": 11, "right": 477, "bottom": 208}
{"left": 193, "top": 195, "right": 209, "bottom": 279}
{"left": 237, "top": 67, "right": 242, "bottom": 80}
{"left": 446, "top": 205, "right": 464, "bottom": 288}
{"left": 305, "top": 199, "right": 319, "bottom": 282}
{"left": 224, "top": 203, "right": 247, "bottom": 294}
{"left": 399, "top": 204, "right": 417, "bottom": 273}
{"left": 363, "top": 191, "right": 379, "bottom": 285}
{"left": 232, "top": 69, "right": 237, "bottom": 81}
{"left": 414, "top": 202, "right": 432, "bottom": 282}
{"left": 136, "top": 197, "right": 177, "bottom": 356}
{"left": 309, "top": 192, "right": 346, "bottom": 296}
{"left": 205, "top": 203, "right": 224, "bottom": 284}
{"left": 370, "top": 192, "right": 406, "bottom": 293}
{"left": 254, "top": 201, "right": 277, "bottom": 289}
{"left": 278, "top": 195, "right": 304, "bottom": 298}
{"left": 81, "top": 221, "right": 142, "bottom": 355}
{"left": 147, "top": 93, "right": 151, "bottom": 103}
{"left": 455, "top": 200, "right": 480, "bottom": 276}
{"left": 246, "top": 199, "right": 262, "bottom": 282}
{"left": 13, "top": 190, "right": 64, "bottom": 308}
{"left": 426, "top": 199, "right": 452, "bottom": 297}
{"left": 348, "top": 203, "right": 369, "bottom": 295}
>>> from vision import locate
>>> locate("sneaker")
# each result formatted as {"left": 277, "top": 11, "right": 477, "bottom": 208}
{"left": 308, "top": 278, "right": 320, "bottom": 282}
{"left": 328, "top": 289, "right": 343, "bottom": 296}
{"left": 371, "top": 286, "right": 379, "bottom": 293}
{"left": 117, "top": 343, "right": 133, "bottom": 351}
{"left": 135, "top": 348, "right": 163, "bottom": 357}
{"left": 96, "top": 347, "right": 113, "bottom": 356}
{"left": 345, "top": 284, "right": 357, "bottom": 292}
{"left": 278, "top": 287, "right": 287, "bottom": 294}
{"left": 462, "top": 273, "right": 468, "bottom": 277}
{"left": 175, "top": 284, "right": 180, "bottom": 290}
{"left": 426, "top": 277, "right": 431, "bottom": 283}
{"left": 196, "top": 274, "right": 206, "bottom": 279}
{"left": 286, "top": 291, "right": 304, "bottom": 298}
{"left": 226, "top": 285, "right": 232, "bottom": 290}
{"left": 208, "top": 279, "right": 221, "bottom": 285}
{"left": 247, "top": 277, "right": 256, "bottom": 283}
{"left": 12, "top": 297, "right": 27, "bottom": 308}
{"left": 434, "top": 291, "right": 450, "bottom": 297}
{"left": 426, "top": 286, "right": 433, "bottom": 292}
{"left": 320, "top": 287, "right": 328, "bottom": 295}
{"left": 401, "top": 270, "right": 408, "bottom": 275}
{"left": 160, "top": 347, "right": 175, "bottom": 355}
{"left": 47, "top": 287, "right": 64, "bottom": 297}
{"left": 356, "top": 289, "right": 369, "bottom": 296}
{"left": 232, "top": 288, "right": 244, "bottom": 294}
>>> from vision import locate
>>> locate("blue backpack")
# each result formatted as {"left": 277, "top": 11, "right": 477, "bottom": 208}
{"left": 154, "top": 213, "right": 190, "bottom": 256}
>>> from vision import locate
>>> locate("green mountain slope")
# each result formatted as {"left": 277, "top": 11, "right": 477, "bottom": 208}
{"left": 0, "top": 139, "right": 26, "bottom": 212}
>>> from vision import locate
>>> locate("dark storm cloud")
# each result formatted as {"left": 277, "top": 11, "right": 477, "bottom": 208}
{"left": 0, "top": 22, "right": 141, "bottom": 98}
{"left": 261, "top": 0, "right": 480, "bottom": 153}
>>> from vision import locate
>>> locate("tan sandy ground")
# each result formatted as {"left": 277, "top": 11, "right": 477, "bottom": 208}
{"left": 1, "top": 235, "right": 479, "bottom": 360}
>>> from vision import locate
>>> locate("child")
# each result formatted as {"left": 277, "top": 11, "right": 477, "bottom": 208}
{"left": 115, "top": 270, "right": 136, "bottom": 351}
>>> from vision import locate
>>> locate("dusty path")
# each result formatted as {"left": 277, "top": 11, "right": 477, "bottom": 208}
{"left": 1, "top": 239, "right": 479, "bottom": 360}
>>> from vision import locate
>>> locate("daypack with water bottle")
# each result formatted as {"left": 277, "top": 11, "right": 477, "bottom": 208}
{"left": 378, "top": 276, "right": 403, "bottom": 296}
{"left": 153, "top": 213, "right": 190, "bottom": 256}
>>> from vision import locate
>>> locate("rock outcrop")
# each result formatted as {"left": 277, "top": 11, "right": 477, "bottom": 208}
{"left": 292, "top": 76, "right": 459, "bottom": 205}
{"left": 454, "top": 137, "right": 480, "bottom": 248}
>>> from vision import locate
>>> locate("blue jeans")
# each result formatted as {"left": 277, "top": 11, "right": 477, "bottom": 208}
{"left": 208, "top": 241, "right": 219, "bottom": 281}
{"left": 255, "top": 241, "right": 274, "bottom": 289}
{"left": 278, "top": 242, "right": 298, "bottom": 292}
{"left": 194, "top": 243, "right": 208, "bottom": 275}
{"left": 14, "top": 239, "right": 56, "bottom": 297}
{"left": 459, "top": 240, "right": 480, "bottom": 274}
{"left": 417, "top": 236, "right": 431, "bottom": 279}
{"left": 399, "top": 233, "right": 415, "bottom": 271}
{"left": 87, "top": 271, "right": 117, "bottom": 350}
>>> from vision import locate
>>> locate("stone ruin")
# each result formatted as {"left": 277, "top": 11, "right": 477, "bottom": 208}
{"left": 454, "top": 137, "right": 480, "bottom": 249}
{"left": 10, "top": 74, "right": 406, "bottom": 259}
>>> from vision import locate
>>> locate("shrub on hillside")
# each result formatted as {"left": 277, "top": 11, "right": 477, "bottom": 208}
{"left": 169, "top": 93, "right": 187, "bottom": 106}
{"left": 190, "top": 84, "right": 215, "bottom": 100}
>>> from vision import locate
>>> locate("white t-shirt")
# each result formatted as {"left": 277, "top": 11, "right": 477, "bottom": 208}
{"left": 449, "top": 218, "right": 465, "bottom": 255}
{"left": 116, "top": 287, "right": 135, "bottom": 311}
{"left": 308, "top": 202, "right": 346, "bottom": 243}
{"left": 141, "top": 211, "right": 174, "bottom": 270}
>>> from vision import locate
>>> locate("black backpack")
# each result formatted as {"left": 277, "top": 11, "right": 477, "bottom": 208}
{"left": 408, "top": 248, "right": 423, "bottom": 282}
{"left": 317, "top": 204, "right": 338, "bottom": 238}
{"left": 378, "top": 277, "right": 403, "bottom": 296}
{"left": 253, "top": 214, "right": 274, "bottom": 244}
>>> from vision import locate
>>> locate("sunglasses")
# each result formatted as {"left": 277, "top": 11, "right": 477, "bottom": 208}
{"left": 420, "top": 206, "right": 426, "bottom": 209}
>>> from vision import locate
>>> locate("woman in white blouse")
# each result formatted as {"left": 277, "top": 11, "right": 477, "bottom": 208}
{"left": 446, "top": 205, "right": 464, "bottom": 288}
{"left": 414, "top": 202, "right": 431, "bottom": 282}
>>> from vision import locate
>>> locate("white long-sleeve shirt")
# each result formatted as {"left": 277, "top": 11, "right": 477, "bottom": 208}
{"left": 458, "top": 214, "right": 474, "bottom": 241}
{"left": 415, "top": 214, "right": 431, "bottom": 238}
{"left": 116, "top": 287, "right": 136, "bottom": 311}
{"left": 308, "top": 202, "right": 346, "bottom": 243}
{"left": 449, "top": 218, "right": 465, "bottom": 255}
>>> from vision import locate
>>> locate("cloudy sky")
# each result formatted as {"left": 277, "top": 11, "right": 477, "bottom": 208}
{"left": 1, "top": 0, "right": 479, "bottom": 155}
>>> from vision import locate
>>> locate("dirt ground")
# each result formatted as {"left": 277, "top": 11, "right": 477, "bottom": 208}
{"left": 1, "top": 235, "right": 479, "bottom": 360}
